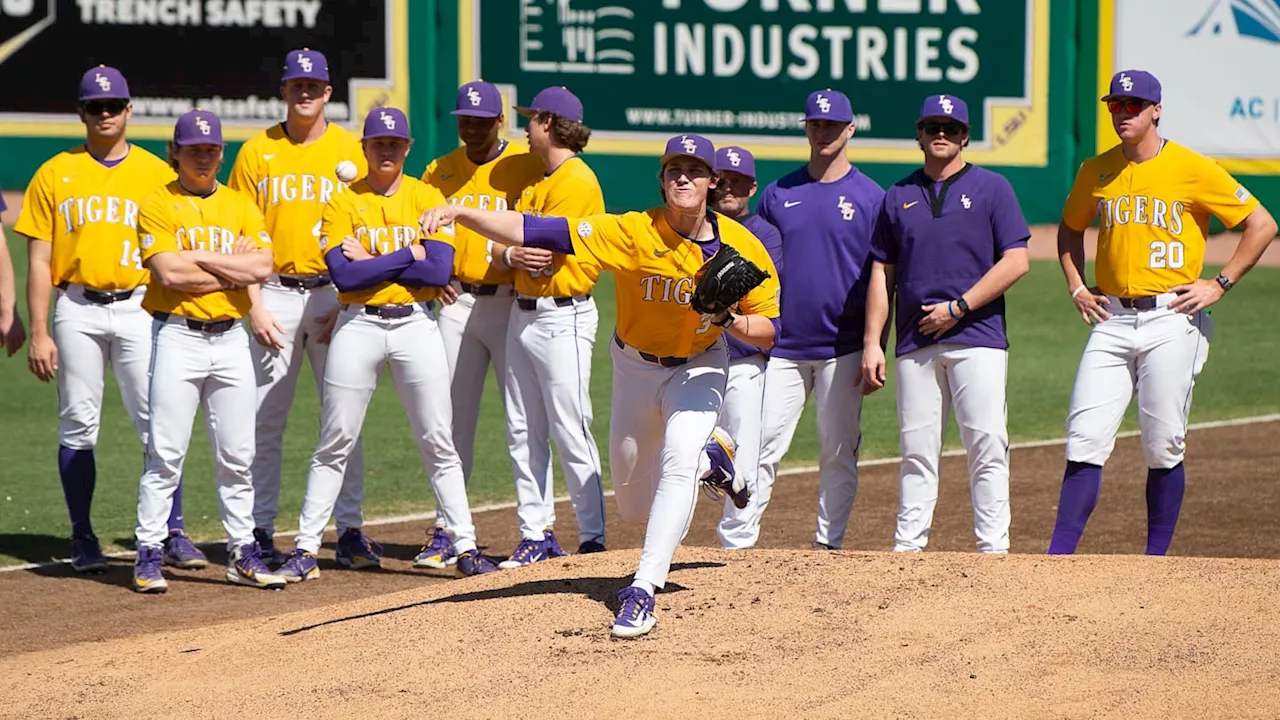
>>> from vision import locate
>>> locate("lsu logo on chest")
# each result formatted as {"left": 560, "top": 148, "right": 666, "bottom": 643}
{"left": 57, "top": 195, "right": 141, "bottom": 233}
{"left": 257, "top": 174, "right": 342, "bottom": 206}
{"left": 1096, "top": 195, "right": 1186, "bottom": 235}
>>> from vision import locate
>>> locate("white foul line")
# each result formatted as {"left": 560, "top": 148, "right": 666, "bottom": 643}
{"left": 3, "top": 412, "right": 1278, "bottom": 574}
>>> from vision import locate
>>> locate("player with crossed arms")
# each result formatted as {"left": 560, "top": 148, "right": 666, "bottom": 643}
{"left": 490, "top": 85, "right": 608, "bottom": 566}
{"left": 1048, "top": 70, "right": 1277, "bottom": 555}
{"left": 708, "top": 145, "right": 784, "bottom": 550}
{"left": 863, "top": 94, "right": 1031, "bottom": 554}
{"left": 228, "top": 48, "right": 376, "bottom": 568}
{"left": 416, "top": 81, "right": 544, "bottom": 569}
{"left": 275, "top": 108, "right": 498, "bottom": 582}
{"left": 755, "top": 89, "right": 885, "bottom": 551}
{"left": 132, "top": 109, "right": 284, "bottom": 593}
{"left": 422, "top": 132, "right": 779, "bottom": 638}
{"left": 17, "top": 66, "right": 205, "bottom": 573}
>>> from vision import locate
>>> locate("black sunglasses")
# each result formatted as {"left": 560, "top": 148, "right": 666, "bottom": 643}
{"left": 82, "top": 99, "right": 128, "bottom": 116}
{"left": 918, "top": 121, "right": 965, "bottom": 137}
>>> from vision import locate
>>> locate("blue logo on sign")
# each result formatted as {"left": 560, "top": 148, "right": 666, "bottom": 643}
{"left": 1189, "top": 0, "right": 1280, "bottom": 43}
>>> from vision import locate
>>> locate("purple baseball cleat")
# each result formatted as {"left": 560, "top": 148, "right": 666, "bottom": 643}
{"left": 499, "top": 537, "right": 549, "bottom": 569}
{"left": 162, "top": 530, "right": 208, "bottom": 569}
{"left": 543, "top": 529, "right": 569, "bottom": 558}
{"left": 699, "top": 427, "right": 751, "bottom": 510}
{"left": 253, "top": 528, "right": 287, "bottom": 567}
{"left": 612, "top": 586, "right": 657, "bottom": 638}
{"left": 132, "top": 545, "right": 168, "bottom": 593}
{"left": 226, "top": 543, "right": 287, "bottom": 590}
{"left": 456, "top": 549, "right": 498, "bottom": 576}
{"left": 413, "top": 526, "right": 457, "bottom": 569}
{"left": 276, "top": 549, "right": 320, "bottom": 582}
{"left": 71, "top": 535, "right": 109, "bottom": 573}
{"left": 335, "top": 528, "right": 383, "bottom": 570}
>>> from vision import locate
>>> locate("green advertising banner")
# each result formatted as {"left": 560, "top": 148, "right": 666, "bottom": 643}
{"left": 462, "top": 0, "right": 1052, "bottom": 166}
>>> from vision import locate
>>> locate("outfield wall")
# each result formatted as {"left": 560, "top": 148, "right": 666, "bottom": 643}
{"left": 0, "top": 0, "right": 1274, "bottom": 226}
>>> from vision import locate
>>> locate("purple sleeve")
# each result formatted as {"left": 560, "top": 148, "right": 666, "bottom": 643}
{"left": 769, "top": 316, "right": 782, "bottom": 341}
{"left": 990, "top": 176, "right": 1032, "bottom": 251}
{"left": 398, "top": 240, "right": 455, "bottom": 288}
{"left": 869, "top": 200, "right": 897, "bottom": 264}
{"left": 522, "top": 215, "right": 574, "bottom": 255}
{"left": 755, "top": 185, "right": 775, "bottom": 226}
{"left": 0, "top": 195, "right": 7, "bottom": 213}
{"left": 325, "top": 245, "right": 415, "bottom": 293}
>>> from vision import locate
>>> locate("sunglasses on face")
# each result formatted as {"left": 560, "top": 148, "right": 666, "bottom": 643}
{"left": 82, "top": 99, "right": 128, "bottom": 116}
{"left": 1107, "top": 99, "right": 1149, "bottom": 115}
{"left": 918, "top": 121, "right": 965, "bottom": 137}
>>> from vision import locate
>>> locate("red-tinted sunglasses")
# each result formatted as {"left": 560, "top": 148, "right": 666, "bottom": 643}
{"left": 1107, "top": 99, "right": 1149, "bottom": 115}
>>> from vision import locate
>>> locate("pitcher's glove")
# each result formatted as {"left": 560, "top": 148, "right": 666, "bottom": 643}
{"left": 691, "top": 244, "right": 771, "bottom": 316}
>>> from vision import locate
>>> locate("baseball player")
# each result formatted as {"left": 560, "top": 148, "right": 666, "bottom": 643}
{"left": 131, "top": 109, "right": 284, "bottom": 593}
{"left": 421, "top": 132, "right": 780, "bottom": 638}
{"left": 489, "top": 86, "right": 607, "bottom": 566}
{"left": 1048, "top": 70, "right": 1277, "bottom": 555}
{"left": 415, "top": 80, "right": 543, "bottom": 570}
{"left": 708, "top": 145, "right": 784, "bottom": 550}
{"left": 227, "top": 48, "right": 375, "bottom": 568}
{"left": 275, "top": 107, "right": 498, "bottom": 582}
{"left": 862, "top": 94, "right": 1031, "bottom": 554}
{"left": 0, "top": 195, "right": 26, "bottom": 356}
{"left": 755, "top": 89, "right": 885, "bottom": 551}
{"left": 16, "top": 66, "right": 205, "bottom": 574}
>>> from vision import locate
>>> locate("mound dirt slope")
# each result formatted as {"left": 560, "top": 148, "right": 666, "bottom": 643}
{"left": 3, "top": 549, "right": 1278, "bottom": 719}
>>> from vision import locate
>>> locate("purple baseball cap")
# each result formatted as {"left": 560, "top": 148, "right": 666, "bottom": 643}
{"left": 514, "top": 86, "right": 584, "bottom": 123}
{"left": 173, "top": 110, "right": 223, "bottom": 146}
{"left": 281, "top": 48, "right": 329, "bottom": 83}
{"left": 363, "top": 107, "right": 411, "bottom": 140}
{"left": 451, "top": 80, "right": 502, "bottom": 118}
{"left": 804, "top": 89, "right": 853, "bottom": 123}
{"left": 918, "top": 94, "right": 969, "bottom": 126}
{"left": 79, "top": 65, "right": 130, "bottom": 101}
{"left": 1102, "top": 69, "right": 1162, "bottom": 104}
{"left": 660, "top": 134, "right": 715, "bottom": 169}
{"left": 714, "top": 145, "right": 756, "bottom": 180}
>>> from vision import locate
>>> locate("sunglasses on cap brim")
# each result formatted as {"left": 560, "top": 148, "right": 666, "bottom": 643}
{"left": 81, "top": 99, "right": 129, "bottom": 116}
{"left": 916, "top": 121, "right": 966, "bottom": 136}
{"left": 1107, "top": 99, "right": 1151, "bottom": 115}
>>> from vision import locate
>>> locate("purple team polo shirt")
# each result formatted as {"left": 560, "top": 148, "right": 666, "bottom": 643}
{"left": 726, "top": 212, "right": 784, "bottom": 361}
{"left": 870, "top": 164, "right": 1030, "bottom": 357}
{"left": 757, "top": 165, "right": 884, "bottom": 360}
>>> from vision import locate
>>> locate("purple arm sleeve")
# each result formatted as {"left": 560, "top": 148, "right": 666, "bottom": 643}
{"left": 325, "top": 245, "right": 415, "bottom": 293}
{"left": 769, "top": 316, "right": 782, "bottom": 341}
{"left": 398, "top": 240, "right": 456, "bottom": 288}
{"left": 522, "top": 215, "right": 575, "bottom": 255}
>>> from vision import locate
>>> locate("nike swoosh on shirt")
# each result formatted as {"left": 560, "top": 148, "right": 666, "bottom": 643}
{"left": 783, "top": 200, "right": 802, "bottom": 208}
{"left": 263, "top": 154, "right": 275, "bottom": 160}
{"left": 903, "top": 201, "right": 919, "bottom": 209}
{"left": 653, "top": 248, "right": 672, "bottom": 257}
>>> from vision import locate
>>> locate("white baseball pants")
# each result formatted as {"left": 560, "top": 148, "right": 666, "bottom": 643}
{"left": 757, "top": 352, "right": 865, "bottom": 548}
{"left": 716, "top": 354, "right": 767, "bottom": 549}
{"left": 249, "top": 278, "right": 364, "bottom": 536}
{"left": 1066, "top": 296, "right": 1213, "bottom": 469}
{"left": 52, "top": 284, "right": 153, "bottom": 449}
{"left": 135, "top": 315, "right": 257, "bottom": 551}
{"left": 893, "top": 344, "right": 1011, "bottom": 554}
{"left": 504, "top": 296, "right": 606, "bottom": 545}
{"left": 295, "top": 303, "right": 477, "bottom": 555}
{"left": 610, "top": 335, "right": 728, "bottom": 590}
{"left": 437, "top": 284, "right": 513, "bottom": 480}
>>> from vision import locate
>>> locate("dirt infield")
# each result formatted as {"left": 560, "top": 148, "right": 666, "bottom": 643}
{"left": 0, "top": 421, "right": 1277, "bottom": 717}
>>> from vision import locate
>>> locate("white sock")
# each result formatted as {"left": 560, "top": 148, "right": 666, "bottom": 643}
{"left": 630, "top": 579, "right": 656, "bottom": 595}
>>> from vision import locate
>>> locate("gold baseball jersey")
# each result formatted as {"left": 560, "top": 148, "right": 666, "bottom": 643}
{"left": 319, "top": 175, "right": 452, "bottom": 307}
{"left": 423, "top": 142, "right": 543, "bottom": 285}
{"left": 227, "top": 122, "right": 366, "bottom": 276}
{"left": 1062, "top": 141, "right": 1261, "bottom": 297}
{"left": 513, "top": 156, "right": 606, "bottom": 298}
{"left": 568, "top": 209, "right": 781, "bottom": 358}
{"left": 138, "top": 182, "right": 272, "bottom": 321}
{"left": 15, "top": 145, "right": 175, "bottom": 291}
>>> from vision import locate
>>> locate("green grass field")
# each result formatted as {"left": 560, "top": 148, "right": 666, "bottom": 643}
{"left": 2, "top": 229, "right": 1278, "bottom": 566}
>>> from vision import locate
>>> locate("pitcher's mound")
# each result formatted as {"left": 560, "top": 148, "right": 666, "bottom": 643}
{"left": 4, "top": 549, "right": 1279, "bottom": 719}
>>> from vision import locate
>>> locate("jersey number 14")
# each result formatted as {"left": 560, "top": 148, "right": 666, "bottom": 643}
{"left": 120, "top": 239, "right": 143, "bottom": 271}
{"left": 1149, "top": 240, "right": 1185, "bottom": 270}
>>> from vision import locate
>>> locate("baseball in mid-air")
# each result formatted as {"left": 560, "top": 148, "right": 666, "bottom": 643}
{"left": 335, "top": 160, "right": 359, "bottom": 183}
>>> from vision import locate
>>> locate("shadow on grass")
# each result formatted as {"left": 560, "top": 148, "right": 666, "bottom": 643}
{"left": 0, "top": 534, "right": 78, "bottom": 567}
{"left": 279, "top": 560, "right": 726, "bottom": 637}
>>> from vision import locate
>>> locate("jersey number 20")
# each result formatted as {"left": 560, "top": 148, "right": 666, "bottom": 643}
{"left": 1149, "top": 240, "right": 1185, "bottom": 270}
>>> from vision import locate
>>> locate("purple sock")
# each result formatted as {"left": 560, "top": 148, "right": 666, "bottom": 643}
{"left": 167, "top": 479, "right": 186, "bottom": 532}
{"left": 1047, "top": 461, "right": 1102, "bottom": 554}
{"left": 1145, "top": 464, "right": 1185, "bottom": 556}
{"left": 57, "top": 446, "right": 96, "bottom": 539}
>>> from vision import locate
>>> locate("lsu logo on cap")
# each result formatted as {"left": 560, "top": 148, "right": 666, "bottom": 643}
{"left": 95, "top": 73, "right": 111, "bottom": 91}
{"left": 195, "top": 116, "right": 211, "bottom": 135}
{"left": 466, "top": 86, "right": 481, "bottom": 106}
{"left": 681, "top": 135, "right": 698, "bottom": 153}
{"left": 380, "top": 111, "right": 396, "bottom": 129}
{"left": 298, "top": 53, "right": 313, "bottom": 73}
{"left": 725, "top": 149, "right": 741, "bottom": 166}
{"left": 939, "top": 95, "right": 954, "bottom": 114}
{"left": 1120, "top": 73, "right": 1134, "bottom": 91}
{"left": 816, "top": 93, "right": 832, "bottom": 113}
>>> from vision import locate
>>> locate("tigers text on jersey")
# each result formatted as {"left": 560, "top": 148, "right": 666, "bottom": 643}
{"left": 567, "top": 209, "right": 781, "bottom": 358}
{"left": 513, "top": 156, "right": 605, "bottom": 298}
{"left": 320, "top": 175, "right": 452, "bottom": 307}
{"left": 1062, "top": 140, "right": 1261, "bottom": 297}
{"left": 15, "top": 145, "right": 175, "bottom": 291}
{"left": 227, "top": 122, "right": 366, "bottom": 277}
{"left": 138, "top": 181, "right": 272, "bottom": 321}
{"left": 423, "top": 141, "right": 544, "bottom": 285}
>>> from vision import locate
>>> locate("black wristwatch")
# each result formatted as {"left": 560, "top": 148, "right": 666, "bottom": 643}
{"left": 711, "top": 310, "right": 735, "bottom": 327}
{"left": 1215, "top": 273, "right": 1234, "bottom": 292}
{"left": 956, "top": 297, "right": 971, "bottom": 316}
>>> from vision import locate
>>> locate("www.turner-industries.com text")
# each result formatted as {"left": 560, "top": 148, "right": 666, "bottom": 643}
{"left": 625, "top": 106, "right": 872, "bottom": 131}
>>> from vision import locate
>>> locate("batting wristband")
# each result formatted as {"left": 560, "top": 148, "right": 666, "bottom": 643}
{"left": 1071, "top": 285, "right": 1087, "bottom": 299}
{"left": 503, "top": 245, "right": 515, "bottom": 267}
